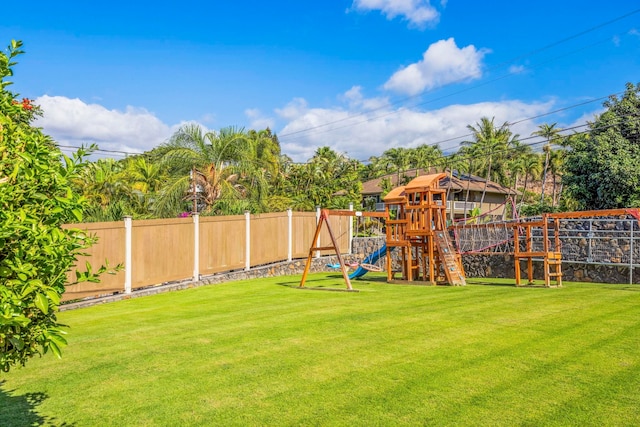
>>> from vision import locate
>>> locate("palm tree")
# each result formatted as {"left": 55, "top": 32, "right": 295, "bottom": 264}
{"left": 77, "top": 158, "right": 129, "bottom": 208}
{"left": 518, "top": 153, "right": 543, "bottom": 216}
{"left": 461, "top": 117, "right": 518, "bottom": 209}
{"left": 411, "top": 144, "right": 443, "bottom": 175}
{"left": 156, "top": 124, "right": 254, "bottom": 216}
{"left": 532, "top": 123, "right": 561, "bottom": 205}
{"left": 383, "top": 147, "right": 412, "bottom": 184}
{"left": 506, "top": 155, "right": 526, "bottom": 215}
{"left": 441, "top": 153, "right": 466, "bottom": 222}
{"left": 124, "top": 156, "right": 166, "bottom": 194}
{"left": 549, "top": 148, "right": 565, "bottom": 207}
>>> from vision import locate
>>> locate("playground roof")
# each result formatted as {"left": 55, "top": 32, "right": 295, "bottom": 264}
{"left": 382, "top": 185, "right": 406, "bottom": 202}
{"left": 404, "top": 173, "right": 447, "bottom": 192}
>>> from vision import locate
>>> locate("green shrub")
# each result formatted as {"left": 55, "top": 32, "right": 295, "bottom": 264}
{"left": 0, "top": 40, "right": 108, "bottom": 372}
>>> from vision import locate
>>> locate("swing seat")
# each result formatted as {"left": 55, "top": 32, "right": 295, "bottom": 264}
{"left": 326, "top": 263, "right": 341, "bottom": 269}
{"left": 360, "top": 263, "right": 383, "bottom": 272}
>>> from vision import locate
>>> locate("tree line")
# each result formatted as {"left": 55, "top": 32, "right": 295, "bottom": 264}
{"left": 74, "top": 82, "right": 640, "bottom": 221}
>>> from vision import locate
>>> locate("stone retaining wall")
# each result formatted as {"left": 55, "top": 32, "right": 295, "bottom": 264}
{"left": 61, "top": 256, "right": 350, "bottom": 311}
{"left": 461, "top": 254, "right": 640, "bottom": 284}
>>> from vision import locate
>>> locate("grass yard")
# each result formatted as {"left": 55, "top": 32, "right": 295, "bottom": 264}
{"left": 1, "top": 273, "right": 640, "bottom": 426}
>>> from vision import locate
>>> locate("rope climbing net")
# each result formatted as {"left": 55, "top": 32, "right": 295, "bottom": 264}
{"left": 452, "top": 220, "right": 516, "bottom": 254}
{"left": 451, "top": 197, "right": 519, "bottom": 254}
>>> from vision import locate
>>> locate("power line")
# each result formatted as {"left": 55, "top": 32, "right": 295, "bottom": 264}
{"left": 280, "top": 35, "right": 615, "bottom": 145}
{"left": 277, "top": 8, "right": 640, "bottom": 141}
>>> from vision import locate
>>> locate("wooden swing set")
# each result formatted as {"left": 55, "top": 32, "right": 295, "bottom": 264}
{"left": 299, "top": 209, "right": 388, "bottom": 290}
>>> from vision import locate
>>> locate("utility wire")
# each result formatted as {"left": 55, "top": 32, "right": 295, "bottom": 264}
{"left": 278, "top": 8, "right": 640, "bottom": 140}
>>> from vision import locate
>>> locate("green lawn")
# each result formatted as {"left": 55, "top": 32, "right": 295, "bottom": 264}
{"left": 2, "top": 274, "right": 640, "bottom": 426}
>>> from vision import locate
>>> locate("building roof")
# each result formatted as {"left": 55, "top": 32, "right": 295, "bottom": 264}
{"left": 362, "top": 168, "right": 518, "bottom": 197}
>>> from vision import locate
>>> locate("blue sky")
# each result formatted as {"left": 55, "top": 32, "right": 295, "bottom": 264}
{"left": 2, "top": 1, "right": 639, "bottom": 161}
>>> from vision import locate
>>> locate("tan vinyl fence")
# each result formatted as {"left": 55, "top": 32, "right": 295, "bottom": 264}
{"left": 63, "top": 209, "right": 350, "bottom": 301}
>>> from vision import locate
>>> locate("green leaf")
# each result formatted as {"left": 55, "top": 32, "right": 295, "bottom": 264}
{"left": 48, "top": 340, "right": 62, "bottom": 359}
{"left": 45, "top": 288, "right": 61, "bottom": 305}
{"left": 8, "top": 336, "right": 24, "bottom": 351}
{"left": 72, "top": 208, "right": 83, "bottom": 222}
{"left": 34, "top": 292, "right": 49, "bottom": 314}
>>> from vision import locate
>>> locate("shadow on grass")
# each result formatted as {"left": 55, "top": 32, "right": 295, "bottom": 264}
{"left": 468, "top": 279, "right": 558, "bottom": 288}
{"left": 0, "top": 381, "right": 75, "bottom": 427}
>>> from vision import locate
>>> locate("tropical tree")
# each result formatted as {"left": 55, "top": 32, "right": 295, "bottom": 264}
{"left": 518, "top": 153, "right": 543, "bottom": 215}
{"left": 155, "top": 124, "right": 254, "bottom": 216}
{"left": 240, "top": 128, "right": 282, "bottom": 212}
{"left": 272, "top": 147, "right": 362, "bottom": 210}
{"left": 461, "top": 117, "right": 518, "bottom": 208}
{"left": 75, "top": 158, "right": 128, "bottom": 208}
{"left": 0, "top": 40, "right": 111, "bottom": 371}
{"left": 532, "top": 123, "right": 561, "bottom": 204}
{"left": 383, "top": 147, "right": 412, "bottom": 184}
{"left": 411, "top": 144, "right": 443, "bottom": 175}
{"left": 548, "top": 147, "right": 565, "bottom": 207}
{"left": 563, "top": 83, "right": 640, "bottom": 209}
{"left": 124, "top": 156, "right": 166, "bottom": 194}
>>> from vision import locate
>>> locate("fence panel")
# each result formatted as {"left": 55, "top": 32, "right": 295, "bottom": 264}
{"left": 292, "top": 212, "right": 317, "bottom": 258}
{"left": 60, "top": 209, "right": 354, "bottom": 300}
{"left": 313, "top": 215, "right": 349, "bottom": 255}
{"left": 62, "top": 221, "right": 126, "bottom": 301}
{"left": 131, "top": 218, "right": 194, "bottom": 288}
{"left": 250, "top": 212, "right": 289, "bottom": 266}
{"left": 200, "top": 215, "right": 246, "bottom": 275}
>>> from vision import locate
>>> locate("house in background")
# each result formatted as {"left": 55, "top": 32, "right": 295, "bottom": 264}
{"left": 361, "top": 168, "right": 518, "bottom": 219}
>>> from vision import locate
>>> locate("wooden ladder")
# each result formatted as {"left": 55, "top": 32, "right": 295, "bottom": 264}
{"left": 544, "top": 251, "right": 563, "bottom": 287}
{"left": 434, "top": 230, "right": 466, "bottom": 286}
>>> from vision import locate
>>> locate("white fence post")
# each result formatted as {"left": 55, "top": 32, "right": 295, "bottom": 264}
{"left": 348, "top": 203, "right": 354, "bottom": 255}
{"left": 630, "top": 220, "right": 635, "bottom": 285}
{"left": 193, "top": 213, "right": 200, "bottom": 281}
{"left": 245, "top": 211, "right": 251, "bottom": 271}
{"left": 315, "top": 206, "right": 321, "bottom": 258}
{"left": 124, "top": 216, "right": 132, "bottom": 294}
{"left": 287, "top": 208, "right": 293, "bottom": 262}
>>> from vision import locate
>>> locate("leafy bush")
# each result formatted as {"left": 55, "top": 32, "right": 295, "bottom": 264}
{"left": 0, "top": 40, "right": 108, "bottom": 372}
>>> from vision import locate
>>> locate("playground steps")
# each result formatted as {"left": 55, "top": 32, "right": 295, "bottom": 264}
{"left": 434, "top": 230, "right": 466, "bottom": 286}
{"left": 544, "top": 251, "right": 563, "bottom": 287}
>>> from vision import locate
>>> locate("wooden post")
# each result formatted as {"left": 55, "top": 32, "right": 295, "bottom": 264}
{"left": 300, "top": 210, "right": 353, "bottom": 290}
{"left": 514, "top": 224, "right": 521, "bottom": 286}
{"left": 526, "top": 224, "right": 533, "bottom": 284}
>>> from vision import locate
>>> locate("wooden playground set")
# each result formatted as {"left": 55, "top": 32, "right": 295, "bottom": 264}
{"left": 300, "top": 173, "right": 565, "bottom": 290}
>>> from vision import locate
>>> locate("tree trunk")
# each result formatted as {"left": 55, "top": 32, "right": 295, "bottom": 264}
{"left": 479, "top": 159, "right": 491, "bottom": 211}
{"left": 540, "top": 148, "right": 550, "bottom": 204}
{"left": 552, "top": 173, "right": 558, "bottom": 207}
{"left": 518, "top": 173, "right": 529, "bottom": 216}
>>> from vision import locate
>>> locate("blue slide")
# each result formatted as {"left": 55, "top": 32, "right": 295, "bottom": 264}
{"left": 349, "top": 244, "right": 394, "bottom": 279}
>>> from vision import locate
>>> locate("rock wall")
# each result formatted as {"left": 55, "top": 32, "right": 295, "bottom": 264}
{"left": 461, "top": 254, "right": 640, "bottom": 284}
{"left": 353, "top": 235, "right": 640, "bottom": 284}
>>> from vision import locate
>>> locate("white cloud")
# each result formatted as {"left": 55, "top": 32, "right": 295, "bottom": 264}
{"left": 352, "top": 0, "right": 441, "bottom": 28}
{"left": 35, "top": 95, "right": 173, "bottom": 155}
{"left": 508, "top": 64, "right": 526, "bottom": 74}
{"left": 277, "top": 91, "right": 555, "bottom": 162}
{"left": 384, "top": 38, "right": 488, "bottom": 95}
{"left": 245, "top": 108, "right": 275, "bottom": 130}
{"left": 340, "top": 86, "right": 390, "bottom": 111}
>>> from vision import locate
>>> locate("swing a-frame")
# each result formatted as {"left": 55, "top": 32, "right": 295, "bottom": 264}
{"left": 299, "top": 209, "right": 388, "bottom": 291}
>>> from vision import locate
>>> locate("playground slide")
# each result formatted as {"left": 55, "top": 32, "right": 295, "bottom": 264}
{"left": 349, "top": 244, "right": 394, "bottom": 279}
